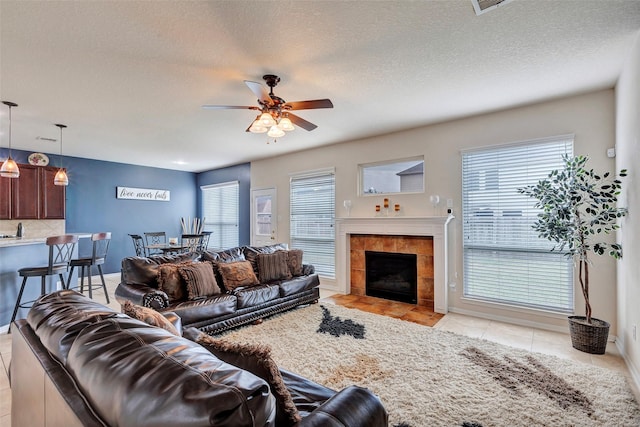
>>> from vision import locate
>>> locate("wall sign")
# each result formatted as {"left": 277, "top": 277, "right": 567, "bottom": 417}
{"left": 116, "top": 186, "right": 170, "bottom": 201}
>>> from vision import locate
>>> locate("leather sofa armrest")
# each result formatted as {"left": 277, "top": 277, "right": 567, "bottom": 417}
{"left": 298, "top": 385, "right": 388, "bottom": 427}
{"left": 302, "top": 264, "right": 315, "bottom": 275}
{"left": 114, "top": 282, "right": 169, "bottom": 309}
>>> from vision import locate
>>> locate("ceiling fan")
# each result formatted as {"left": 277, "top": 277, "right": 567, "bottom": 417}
{"left": 202, "top": 74, "right": 333, "bottom": 138}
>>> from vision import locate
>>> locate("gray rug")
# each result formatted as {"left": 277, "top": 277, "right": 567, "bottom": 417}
{"left": 220, "top": 304, "right": 640, "bottom": 426}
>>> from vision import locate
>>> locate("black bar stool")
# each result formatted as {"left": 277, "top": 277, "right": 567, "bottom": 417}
{"left": 9, "top": 234, "right": 78, "bottom": 333}
{"left": 66, "top": 232, "right": 111, "bottom": 302}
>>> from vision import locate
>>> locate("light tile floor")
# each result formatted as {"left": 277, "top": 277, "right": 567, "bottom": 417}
{"left": 1, "top": 275, "right": 638, "bottom": 426}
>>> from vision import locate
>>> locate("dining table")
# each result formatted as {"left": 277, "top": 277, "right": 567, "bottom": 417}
{"left": 145, "top": 243, "right": 189, "bottom": 254}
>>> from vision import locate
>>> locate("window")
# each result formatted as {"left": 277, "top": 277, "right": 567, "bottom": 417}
{"left": 359, "top": 156, "right": 424, "bottom": 195}
{"left": 462, "top": 136, "right": 574, "bottom": 312}
{"left": 201, "top": 181, "right": 239, "bottom": 250}
{"left": 290, "top": 169, "right": 335, "bottom": 278}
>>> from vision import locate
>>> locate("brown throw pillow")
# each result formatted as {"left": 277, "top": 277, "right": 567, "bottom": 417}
{"left": 178, "top": 261, "right": 221, "bottom": 300}
{"left": 286, "top": 249, "right": 304, "bottom": 277}
{"left": 218, "top": 260, "right": 260, "bottom": 290}
{"left": 194, "top": 333, "right": 301, "bottom": 426}
{"left": 122, "top": 300, "right": 180, "bottom": 336}
{"left": 157, "top": 263, "right": 187, "bottom": 302}
{"left": 257, "top": 251, "right": 292, "bottom": 283}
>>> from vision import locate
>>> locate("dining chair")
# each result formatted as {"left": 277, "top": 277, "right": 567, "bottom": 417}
{"left": 181, "top": 234, "right": 203, "bottom": 253}
{"left": 144, "top": 232, "right": 166, "bottom": 255}
{"left": 129, "top": 234, "right": 147, "bottom": 256}
{"left": 9, "top": 234, "right": 78, "bottom": 333}
{"left": 198, "top": 231, "right": 212, "bottom": 252}
{"left": 66, "top": 232, "right": 111, "bottom": 302}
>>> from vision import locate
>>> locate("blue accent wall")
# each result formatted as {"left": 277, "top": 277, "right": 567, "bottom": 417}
{"left": 1, "top": 149, "right": 250, "bottom": 327}
{"left": 196, "top": 163, "right": 251, "bottom": 246}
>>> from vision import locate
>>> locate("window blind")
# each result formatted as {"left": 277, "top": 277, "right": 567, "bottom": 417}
{"left": 462, "top": 136, "right": 574, "bottom": 312}
{"left": 201, "top": 181, "right": 239, "bottom": 250}
{"left": 290, "top": 170, "right": 335, "bottom": 278}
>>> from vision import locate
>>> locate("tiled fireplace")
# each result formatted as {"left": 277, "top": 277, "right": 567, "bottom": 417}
{"left": 350, "top": 234, "right": 434, "bottom": 307}
{"left": 335, "top": 216, "right": 454, "bottom": 314}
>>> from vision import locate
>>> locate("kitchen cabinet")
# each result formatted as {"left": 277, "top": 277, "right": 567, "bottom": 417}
{"left": 0, "top": 176, "right": 10, "bottom": 219}
{"left": 0, "top": 163, "right": 66, "bottom": 219}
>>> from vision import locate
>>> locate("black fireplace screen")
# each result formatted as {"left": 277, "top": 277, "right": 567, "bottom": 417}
{"left": 365, "top": 251, "right": 417, "bottom": 304}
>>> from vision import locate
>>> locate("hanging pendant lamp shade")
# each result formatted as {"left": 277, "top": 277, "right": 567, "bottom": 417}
{"left": 1, "top": 101, "right": 20, "bottom": 178}
{"left": 54, "top": 124, "right": 69, "bottom": 186}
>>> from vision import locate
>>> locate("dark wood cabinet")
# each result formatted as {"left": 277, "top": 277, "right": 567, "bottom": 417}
{"left": 0, "top": 176, "right": 10, "bottom": 219}
{"left": 39, "top": 167, "right": 66, "bottom": 219}
{"left": 0, "top": 163, "right": 66, "bottom": 219}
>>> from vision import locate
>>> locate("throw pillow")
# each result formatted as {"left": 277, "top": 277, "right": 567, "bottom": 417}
{"left": 257, "top": 251, "right": 292, "bottom": 283}
{"left": 157, "top": 263, "right": 187, "bottom": 302}
{"left": 121, "top": 300, "right": 180, "bottom": 336}
{"left": 178, "top": 261, "right": 221, "bottom": 300}
{"left": 217, "top": 260, "right": 260, "bottom": 290}
{"left": 244, "top": 243, "right": 289, "bottom": 275}
{"left": 286, "top": 249, "right": 304, "bottom": 277}
{"left": 194, "top": 331, "right": 301, "bottom": 426}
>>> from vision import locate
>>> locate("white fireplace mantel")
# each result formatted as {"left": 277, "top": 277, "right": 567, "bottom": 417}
{"left": 335, "top": 215, "right": 454, "bottom": 314}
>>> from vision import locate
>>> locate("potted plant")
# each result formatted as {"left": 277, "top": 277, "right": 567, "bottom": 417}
{"left": 518, "top": 154, "right": 627, "bottom": 354}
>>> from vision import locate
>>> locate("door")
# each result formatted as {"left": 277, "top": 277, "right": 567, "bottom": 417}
{"left": 251, "top": 188, "right": 277, "bottom": 246}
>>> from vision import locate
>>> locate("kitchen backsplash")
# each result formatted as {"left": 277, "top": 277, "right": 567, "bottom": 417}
{"left": 0, "top": 220, "right": 65, "bottom": 239}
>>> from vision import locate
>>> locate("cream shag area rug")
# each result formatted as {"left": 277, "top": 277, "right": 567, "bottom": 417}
{"left": 220, "top": 304, "right": 640, "bottom": 427}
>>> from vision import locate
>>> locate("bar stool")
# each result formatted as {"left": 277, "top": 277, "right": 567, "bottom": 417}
{"left": 129, "top": 233, "right": 146, "bottom": 256}
{"left": 9, "top": 234, "right": 78, "bottom": 333}
{"left": 66, "top": 232, "right": 111, "bottom": 302}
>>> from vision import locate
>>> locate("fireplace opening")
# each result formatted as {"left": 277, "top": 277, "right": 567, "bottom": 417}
{"left": 365, "top": 251, "right": 417, "bottom": 304}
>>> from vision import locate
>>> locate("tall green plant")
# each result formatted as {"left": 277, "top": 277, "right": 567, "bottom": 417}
{"left": 518, "top": 155, "right": 627, "bottom": 323}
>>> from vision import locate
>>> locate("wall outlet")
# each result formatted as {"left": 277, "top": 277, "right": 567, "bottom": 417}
{"left": 446, "top": 198, "right": 454, "bottom": 208}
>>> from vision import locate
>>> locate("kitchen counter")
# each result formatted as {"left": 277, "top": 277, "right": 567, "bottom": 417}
{"left": 0, "top": 233, "right": 92, "bottom": 248}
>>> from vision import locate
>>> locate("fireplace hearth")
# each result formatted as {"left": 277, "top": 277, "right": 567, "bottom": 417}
{"left": 365, "top": 251, "right": 417, "bottom": 304}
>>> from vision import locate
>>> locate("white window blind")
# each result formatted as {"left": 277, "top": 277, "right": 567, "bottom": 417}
{"left": 201, "top": 181, "right": 239, "bottom": 250}
{"left": 290, "top": 169, "right": 335, "bottom": 278}
{"left": 462, "top": 136, "right": 574, "bottom": 312}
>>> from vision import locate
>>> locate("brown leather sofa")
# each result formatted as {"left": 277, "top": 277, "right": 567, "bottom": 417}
{"left": 114, "top": 244, "right": 320, "bottom": 334}
{"left": 11, "top": 290, "right": 388, "bottom": 427}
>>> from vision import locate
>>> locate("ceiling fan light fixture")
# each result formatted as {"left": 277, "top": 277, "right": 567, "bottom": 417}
{"left": 259, "top": 112, "right": 276, "bottom": 127}
{"left": 279, "top": 116, "right": 295, "bottom": 132}
{"left": 249, "top": 118, "right": 268, "bottom": 133}
{"left": 267, "top": 125, "right": 285, "bottom": 138}
{"left": 1, "top": 101, "right": 20, "bottom": 178}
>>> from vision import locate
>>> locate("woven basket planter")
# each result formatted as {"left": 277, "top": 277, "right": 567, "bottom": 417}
{"left": 568, "top": 316, "right": 610, "bottom": 355}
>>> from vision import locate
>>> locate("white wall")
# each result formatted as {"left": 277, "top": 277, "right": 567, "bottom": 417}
{"left": 616, "top": 33, "right": 640, "bottom": 386}
{"left": 251, "top": 89, "right": 618, "bottom": 333}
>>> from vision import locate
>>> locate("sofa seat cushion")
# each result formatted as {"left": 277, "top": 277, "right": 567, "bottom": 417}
{"left": 235, "top": 284, "right": 281, "bottom": 309}
{"left": 278, "top": 274, "right": 321, "bottom": 297}
{"left": 66, "top": 317, "right": 276, "bottom": 427}
{"left": 26, "top": 289, "right": 124, "bottom": 364}
{"left": 165, "top": 293, "right": 237, "bottom": 325}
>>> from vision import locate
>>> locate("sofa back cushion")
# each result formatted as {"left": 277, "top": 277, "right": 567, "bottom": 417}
{"left": 27, "top": 290, "right": 124, "bottom": 364}
{"left": 121, "top": 252, "right": 199, "bottom": 288}
{"left": 66, "top": 317, "right": 276, "bottom": 427}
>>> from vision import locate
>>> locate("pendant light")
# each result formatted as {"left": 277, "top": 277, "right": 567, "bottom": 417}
{"left": 53, "top": 124, "right": 69, "bottom": 186}
{"left": 0, "top": 101, "right": 20, "bottom": 178}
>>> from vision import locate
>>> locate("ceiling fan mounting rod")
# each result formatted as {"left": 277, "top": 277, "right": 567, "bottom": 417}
{"left": 263, "top": 74, "right": 281, "bottom": 95}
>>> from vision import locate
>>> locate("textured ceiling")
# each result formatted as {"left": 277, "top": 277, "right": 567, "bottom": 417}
{"left": 1, "top": 0, "right": 639, "bottom": 172}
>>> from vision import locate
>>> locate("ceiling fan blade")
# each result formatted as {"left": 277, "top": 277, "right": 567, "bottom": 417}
{"left": 244, "top": 80, "right": 273, "bottom": 106}
{"left": 285, "top": 99, "right": 333, "bottom": 110}
{"left": 202, "top": 105, "right": 260, "bottom": 110}
{"left": 288, "top": 113, "right": 318, "bottom": 131}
